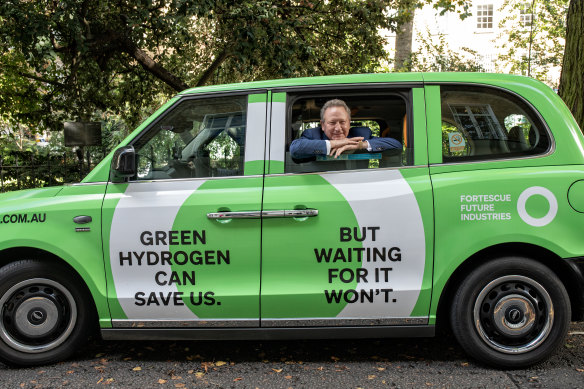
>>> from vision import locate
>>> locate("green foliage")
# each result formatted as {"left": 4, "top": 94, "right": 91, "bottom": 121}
{"left": 407, "top": 30, "right": 485, "bottom": 72}
{"left": 497, "top": 0, "right": 568, "bottom": 88}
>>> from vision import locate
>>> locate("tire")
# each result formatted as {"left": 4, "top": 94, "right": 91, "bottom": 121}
{"left": 450, "top": 256, "right": 570, "bottom": 368}
{"left": 0, "top": 259, "right": 94, "bottom": 367}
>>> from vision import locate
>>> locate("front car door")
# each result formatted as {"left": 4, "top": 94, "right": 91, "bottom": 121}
{"left": 103, "top": 92, "right": 267, "bottom": 328}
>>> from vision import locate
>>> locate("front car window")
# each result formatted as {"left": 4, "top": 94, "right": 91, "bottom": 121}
{"left": 441, "top": 86, "right": 551, "bottom": 162}
{"left": 132, "top": 95, "right": 247, "bottom": 180}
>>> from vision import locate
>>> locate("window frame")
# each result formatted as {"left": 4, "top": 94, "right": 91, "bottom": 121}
{"left": 476, "top": 3, "right": 494, "bottom": 30}
{"left": 126, "top": 90, "right": 265, "bottom": 182}
{"left": 276, "top": 84, "right": 418, "bottom": 174}
{"left": 436, "top": 83, "right": 555, "bottom": 165}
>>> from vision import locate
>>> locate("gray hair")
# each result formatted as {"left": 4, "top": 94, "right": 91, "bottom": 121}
{"left": 320, "top": 99, "right": 351, "bottom": 122}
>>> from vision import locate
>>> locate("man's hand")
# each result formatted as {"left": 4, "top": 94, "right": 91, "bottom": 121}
{"left": 329, "top": 137, "right": 367, "bottom": 158}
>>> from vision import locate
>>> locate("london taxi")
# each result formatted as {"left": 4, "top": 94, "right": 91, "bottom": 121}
{"left": 0, "top": 73, "right": 583, "bottom": 368}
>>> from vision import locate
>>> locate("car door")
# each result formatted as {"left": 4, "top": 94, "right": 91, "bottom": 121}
{"left": 260, "top": 84, "right": 435, "bottom": 327}
{"left": 103, "top": 92, "right": 267, "bottom": 328}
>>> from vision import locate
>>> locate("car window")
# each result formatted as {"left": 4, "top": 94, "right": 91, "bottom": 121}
{"left": 132, "top": 95, "right": 247, "bottom": 180}
{"left": 284, "top": 93, "right": 410, "bottom": 173}
{"left": 441, "top": 86, "right": 551, "bottom": 162}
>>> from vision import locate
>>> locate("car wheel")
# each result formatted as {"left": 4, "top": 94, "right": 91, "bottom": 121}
{"left": 0, "top": 259, "right": 94, "bottom": 366}
{"left": 450, "top": 256, "right": 570, "bottom": 368}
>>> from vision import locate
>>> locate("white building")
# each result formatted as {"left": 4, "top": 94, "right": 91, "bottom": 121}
{"left": 385, "top": 0, "right": 563, "bottom": 87}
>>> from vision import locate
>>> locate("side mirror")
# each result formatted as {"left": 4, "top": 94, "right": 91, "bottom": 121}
{"left": 111, "top": 146, "right": 136, "bottom": 182}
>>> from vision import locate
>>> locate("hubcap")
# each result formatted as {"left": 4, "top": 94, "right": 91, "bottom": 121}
{"left": 0, "top": 279, "right": 77, "bottom": 353}
{"left": 473, "top": 275, "right": 553, "bottom": 354}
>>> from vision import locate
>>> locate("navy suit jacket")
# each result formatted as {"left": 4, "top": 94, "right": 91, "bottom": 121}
{"left": 290, "top": 126, "right": 401, "bottom": 159}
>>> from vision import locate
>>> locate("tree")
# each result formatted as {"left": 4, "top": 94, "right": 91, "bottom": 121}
{"left": 496, "top": 0, "right": 568, "bottom": 88}
{"left": 392, "top": 0, "right": 472, "bottom": 71}
{"left": 559, "top": 0, "right": 583, "bottom": 131}
{"left": 0, "top": 0, "right": 403, "bottom": 132}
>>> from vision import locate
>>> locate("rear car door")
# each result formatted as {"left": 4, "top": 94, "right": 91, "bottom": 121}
{"left": 260, "top": 82, "right": 435, "bottom": 328}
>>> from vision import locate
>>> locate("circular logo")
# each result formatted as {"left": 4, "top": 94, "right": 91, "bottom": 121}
{"left": 517, "top": 186, "right": 558, "bottom": 227}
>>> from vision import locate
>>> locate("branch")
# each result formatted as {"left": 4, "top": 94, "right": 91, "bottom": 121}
{"left": 196, "top": 48, "right": 231, "bottom": 87}
{"left": 119, "top": 37, "right": 190, "bottom": 92}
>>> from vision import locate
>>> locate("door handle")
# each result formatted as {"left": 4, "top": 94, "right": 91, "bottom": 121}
{"left": 207, "top": 209, "right": 318, "bottom": 220}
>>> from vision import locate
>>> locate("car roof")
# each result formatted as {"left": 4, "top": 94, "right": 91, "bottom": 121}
{"left": 178, "top": 73, "right": 544, "bottom": 96}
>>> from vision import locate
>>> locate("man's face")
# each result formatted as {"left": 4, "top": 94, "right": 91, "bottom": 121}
{"left": 321, "top": 106, "right": 350, "bottom": 140}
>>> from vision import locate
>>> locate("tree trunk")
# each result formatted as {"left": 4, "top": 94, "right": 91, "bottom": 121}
{"left": 394, "top": 7, "right": 415, "bottom": 71}
{"left": 558, "top": 0, "right": 583, "bottom": 131}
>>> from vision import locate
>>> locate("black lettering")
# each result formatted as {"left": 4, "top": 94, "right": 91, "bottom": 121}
{"left": 190, "top": 251, "right": 202, "bottom": 265}
{"left": 30, "top": 214, "right": 38, "bottom": 223}
{"left": 325, "top": 289, "right": 343, "bottom": 303}
{"left": 314, "top": 248, "right": 332, "bottom": 263}
{"left": 133, "top": 251, "right": 145, "bottom": 266}
{"left": 17, "top": 214, "right": 27, "bottom": 223}
{"left": 140, "top": 231, "right": 153, "bottom": 245}
{"left": 353, "top": 227, "right": 366, "bottom": 242}
{"left": 147, "top": 251, "right": 159, "bottom": 265}
{"left": 160, "top": 251, "right": 172, "bottom": 266}
{"left": 340, "top": 227, "right": 352, "bottom": 242}
{"left": 147, "top": 292, "right": 160, "bottom": 306}
{"left": 193, "top": 230, "right": 206, "bottom": 245}
{"left": 204, "top": 250, "right": 215, "bottom": 264}
{"left": 10, "top": 215, "right": 17, "bottom": 223}
{"left": 168, "top": 230, "right": 179, "bottom": 245}
{"left": 155, "top": 231, "right": 167, "bottom": 245}
{"left": 134, "top": 292, "right": 146, "bottom": 306}
{"left": 217, "top": 250, "right": 230, "bottom": 264}
{"left": 174, "top": 292, "right": 185, "bottom": 305}
{"left": 159, "top": 292, "right": 172, "bottom": 305}
{"left": 204, "top": 291, "right": 215, "bottom": 305}
{"left": 368, "top": 227, "right": 380, "bottom": 241}
{"left": 119, "top": 252, "right": 132, "bottom": 266}
{"left": 333, "top": 248, "right": 347, "bottom": 262}
{"left": 181, "top": 230, "right": 191, "bottom": 245}
{"left": 190, "top": 292, "right": 203, "bottom": 306}
{"left": 174, "top": 251, "right": 188, "bottom": 265}
{"left": 155, "top": 271, "right": 167, "bottom": 286}
{"left": 373, "top": 247, "right": 386, "bottom": 262}
{"left": 39, "top": 213, "right": 46, "bottom": 222}
{"left": 388, "top": 247, "right": 401, "bottom": 261}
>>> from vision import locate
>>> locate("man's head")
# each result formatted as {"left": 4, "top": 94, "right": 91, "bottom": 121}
{"left": 320, "top": 99, "right": 351, "bottom": 140}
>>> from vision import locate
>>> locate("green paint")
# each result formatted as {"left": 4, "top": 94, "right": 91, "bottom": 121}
{"left": 101, "top": 182, "right": 129, "bottom": 323}
{"left": 245, "top": 160, "right": 265, "bottom": 175}
{"left": 171, "top": 177, "right": 263, "bottom": 319}
{"left": 248, "top": 93, "right": 267, "bottom": 103}
{"left": 401, "top": 168, "right": 434, "bottom": 317}
{"left": 268, "top": 160, "right": 284, "bottom": 174}
{"left": 412, "top": 87, "right": 428, "bottom": 166}
{"left": 261, "top": 174, "right": 360, "bottom": 318}
{"left": 271, "top": 92, "right": 286, "bottom": 103}
{"left": 424, "top": 85, "right": 442, "bottom": 165}
{"left": 568, "top": 180, "right": 584, "bottom": 213}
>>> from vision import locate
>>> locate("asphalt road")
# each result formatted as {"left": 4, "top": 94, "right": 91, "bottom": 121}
{"left": 1, "top": 322, "right": 583, "bottom": 388}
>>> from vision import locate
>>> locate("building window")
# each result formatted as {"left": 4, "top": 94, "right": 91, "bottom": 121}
{"left": 520, "top": 3, "right": 534, "bottom": 26}
{"left": 476, "top": 4, "right": 493, "bottom": 29}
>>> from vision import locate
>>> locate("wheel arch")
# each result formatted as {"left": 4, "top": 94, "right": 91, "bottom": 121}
{"left": 0, "top": 246, "right": 100, "bottom": 327}
{"left": 436, "top": 242, "right": 584, "bottom": 328}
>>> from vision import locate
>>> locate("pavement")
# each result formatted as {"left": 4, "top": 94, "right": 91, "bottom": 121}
{"left": 0, "top": 322, "right": 582, "bottom": 388}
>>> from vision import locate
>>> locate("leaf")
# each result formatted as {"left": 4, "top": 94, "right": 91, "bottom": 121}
{"left": 368, "top": 375, "right": 376, "bottom": 379}
{"left": 174, "top": 384, "right": 186, "bottom": 388}
{"left": 272, "top": 368, "right": 283, "bottom": 373}
{"left": 195, "top": 372, "right": 205, "bottom": 378}
{"left": 284, "top": 375, "right": 292, "bottom": 379}
{"left": 330, "top": 356, "right": 340, "bottom": 361}
{"left": 158, "top": 379, "right": 167, "bottom": 384}
{"left": 233, "top": 377, "right": 243, "bottom": 381}
{"left": 132, "top": 367, "right": 142, "bottom": 371}
{"left": 216, "top": 361, "right": 227, "bottom": 366}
